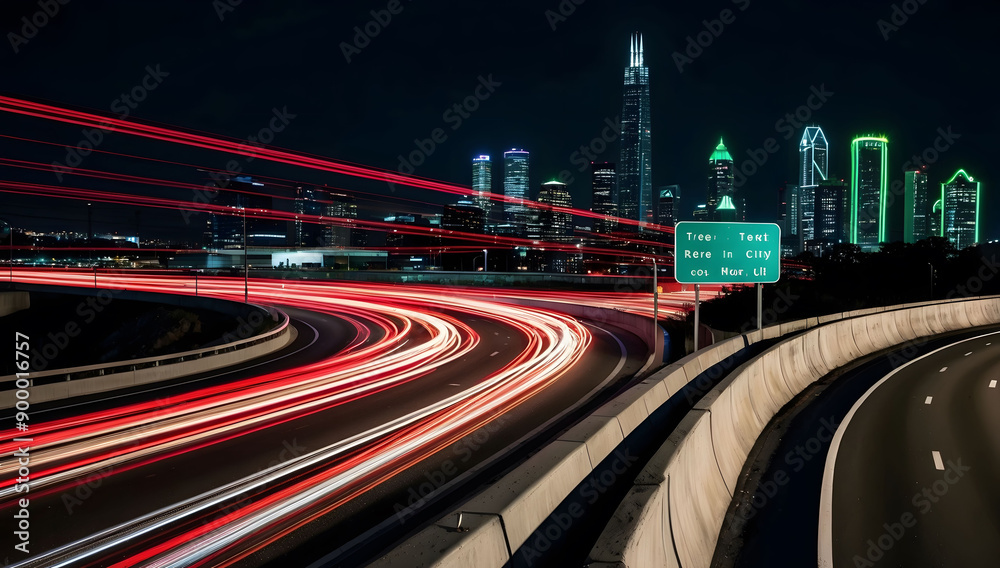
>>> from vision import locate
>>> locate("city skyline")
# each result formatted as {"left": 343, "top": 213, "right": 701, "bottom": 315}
{"left": 0, "top": 1, "right": 994, "bottom": 245}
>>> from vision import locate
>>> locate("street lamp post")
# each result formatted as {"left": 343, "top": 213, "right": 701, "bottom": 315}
{"left": 243, "top": 205, "right": 249, "bottom": 304}
{"left": 483, "top": 249, "right": 488, "bottom": 273}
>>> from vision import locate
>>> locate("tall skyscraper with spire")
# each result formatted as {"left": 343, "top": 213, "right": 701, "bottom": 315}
{"left": 799, "top": 126, "right": 828, "bottom": 245}
{"left": 618, "top": 32, "right": 653, "bottom": 227}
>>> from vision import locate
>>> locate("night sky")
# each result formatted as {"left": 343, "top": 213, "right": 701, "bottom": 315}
{"left": 0, "top": 0, "right": 997, "bottom": 242}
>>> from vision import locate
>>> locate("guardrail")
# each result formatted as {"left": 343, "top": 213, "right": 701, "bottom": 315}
{"left": 0, "top": 291, "right": 29, "bottom": 317}
{"left": 0, "top": 294, "right": 293, "bottom": 408}
{"left": 587, "top": 295, "right": 1000, "bottom": 567}
{"left": 372, "top": 296, "right": 1000, "bottom": 567}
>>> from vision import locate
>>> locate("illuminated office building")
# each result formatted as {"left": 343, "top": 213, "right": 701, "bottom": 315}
{"left": 708, "top": 139, "right": 735, "bottom": 220}
{"left": 472, "top": 155, "right": 492, "bottom": 227}
{"left": 942, "top": 169, "right": 980, "bottom": 249}
{"left": 799, "top": 126, "right": 828, "bottom": 243}
{"left": 591, "top": 162, "right": 617, "bottom": 234}
{"left": 618, "top": 32, "right": 653, "bottom": 226}
{"left": 904, "top": 168, "right": 930, "bottom": 243}
{"left": 504, "top": 149, "right": 530, "bottom": 234}
{"left": 850, "top": 136, "right": 889, "bottom": 252}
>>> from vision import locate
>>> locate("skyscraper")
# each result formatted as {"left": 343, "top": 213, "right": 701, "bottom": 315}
{"left": 618, "top": 32, "right": 653, "bottom": 226}
{"left": 504, "top": 149, "right": 530, "bottom": 234}
{"left": 942, "top": 169, "right": 980, "bottom": 249}
{"left": 292, "top": 186, "right": 327, "bottom": 248}
{"left": 799, "top": 127, "right": 829, "bottom": 243}
{"left": 708, "top": 139, "right": 735, "bottom": 220}
{"left": 716, "top": 195, "right": 737, "bottom": 222}
{"left": 591, "top": 162, "right": 617, "bottom": 234}
{"left": 535, "top": 181, "right": 573, "bottom": 241}
{"left": 472, "top": 155, "right": 492, "bottom": 226}
{"left": 781, "top": 184, "right": 801, "bottom": 257}
{"left": 657, "top": 185, "right": 679, "bottom": 226}
{"left": 814, "top": 178, "right": 847, "bottom": 253}
{"left": 904, "top": 168, "right": 930, "bottom": 243}
{"left": 850, "top": 136, "right": 889, "bottom": 252}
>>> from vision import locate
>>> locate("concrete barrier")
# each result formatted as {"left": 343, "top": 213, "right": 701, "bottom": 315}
{"left": 588, "top": 297, "right": 1000, "bottom": 568}
{"left": 0, "top": 291, "right": 292, "bottom": 408}
{"left": 0, "top": 291, "right": 29, "bottom": 317}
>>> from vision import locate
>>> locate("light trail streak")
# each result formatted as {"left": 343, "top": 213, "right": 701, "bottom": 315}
{"left": 0, "top": 96, "right": 674, "bottom": 236}
{"left": 0, "top": 270, "right": 592, "bottom": 567}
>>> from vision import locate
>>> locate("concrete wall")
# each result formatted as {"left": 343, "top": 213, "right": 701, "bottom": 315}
{"left": 0, "top": 288, "right": 292, "bottom": 408}
{"left": 0, "top": 291, "right": 29, "bottom": 317}
{"left": 588, "top": 296, "right": 1000, "bottom": 568}
{"left": 370, "top": 325, "right": 757, "bottom": 567}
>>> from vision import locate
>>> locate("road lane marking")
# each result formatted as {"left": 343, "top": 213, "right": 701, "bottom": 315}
{"left": 490, "top": 351, "right": 499, "bottom": 357}
{"left": 925, "top": 396, "right": 933, "bottom": 404}
{"left": 932, "top": 451, "right": 945, "bottom": 471}
{"left": 988, "top": 343, "right": 993, "bottom": 346}
{"left": 991, "top": 380, "right": 998, "bottom": 389}
{"left": 940, "top": 367, "right": 948, "bottom": 372}
{"left": 818, "top": 330, "right": 1000, "bottom": 568}
{"left": 965, "top": 352, "right": 973, "bottom": 356}
{"left": 448, "top": 383, "right": 460, "bottom": 387}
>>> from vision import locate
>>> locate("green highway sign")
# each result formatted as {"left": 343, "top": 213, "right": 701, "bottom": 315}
{"left": 674, "top": 221, "right": 781, "bottom": 284}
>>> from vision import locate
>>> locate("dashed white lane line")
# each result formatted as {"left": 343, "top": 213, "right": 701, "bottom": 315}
{"left": 965, "top": 352, "right": 973, "bottom": 356}
{"left": 490, "top": 351, "right": 499, "bottom": 357}
{"left": 932, "top": 451, "right": 945, "bottom": 471}
{"left": 988, "top": 343, "right": 993, "bottom": 346}
{"left": 925, "top": 396, "right": 933, "bottom": 405}
{"left": 991, "top": 380, "right": 998, "bottom": 389}
{"left": 940, "top": 367, "right": 948, "bottom": 373}
{"left": 448, "top": 383, "right": 461, "bottom": 387}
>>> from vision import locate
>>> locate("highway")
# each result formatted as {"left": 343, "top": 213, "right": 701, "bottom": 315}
{"left": 820, "top": 331, "right": 1000, "bottom": 567}
{"left": 0, "top": 270, "right": 653, "bottom": 566}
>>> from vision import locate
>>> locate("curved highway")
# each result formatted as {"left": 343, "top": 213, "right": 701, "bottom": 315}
{"left": 820, "top": 331, "right": 1000, "bottom": 567}
{"left": 0, "top": 270, "right": 650, "bottom": 567}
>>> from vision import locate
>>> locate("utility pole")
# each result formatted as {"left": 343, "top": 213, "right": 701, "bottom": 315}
{"left": 243, "top": 204, "right": 249, "bottom": 304}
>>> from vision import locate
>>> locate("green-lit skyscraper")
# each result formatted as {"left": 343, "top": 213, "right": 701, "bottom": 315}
{"left": 708, "top": 139, "right": 735, "bottom": 220}
{"left": 942, "top": 169, "right": 980, "bottom": 249}
{"left": 850, "top": 136, "right": 889, "bottom": 252}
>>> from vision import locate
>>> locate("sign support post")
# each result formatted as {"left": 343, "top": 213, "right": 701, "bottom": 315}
{"left": 694, "top": 284, "right": 700, "bottom": 351}
{"left": 653, "top": 259, "right": 659, "bottom": 350}
{"left": 674, "top": 221, "right": 781, "bottom": 348}
{"left": 757, "top": 283, "right": 763, "bottom": 330}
